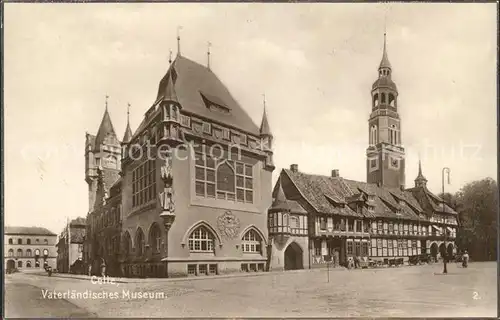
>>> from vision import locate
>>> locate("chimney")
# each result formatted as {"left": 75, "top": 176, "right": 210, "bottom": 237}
{"left": 331, "top": 169, "right": 339, "bottom": 178}
{"left": 400, "top": 184, "right": 405, "bottom": 191}
{"left": 290, "top": 164, "right": 298, "bottom": 173}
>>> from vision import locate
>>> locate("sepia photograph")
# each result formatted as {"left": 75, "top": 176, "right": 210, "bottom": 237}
{"left": 3, "top": 2, "right": 498, "bottom": 318}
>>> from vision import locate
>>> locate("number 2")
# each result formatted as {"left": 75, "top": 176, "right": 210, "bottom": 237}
{"left": 473, "top": 292, "right": 480, "bottom": 300}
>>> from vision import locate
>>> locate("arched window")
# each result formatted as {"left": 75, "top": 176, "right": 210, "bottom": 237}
{"left": 8, "top": 238, "right": 13, "bottom": 244}
{"left": 17, "top": 238, "right": 22, "bottom": 244}
{"left": 373, "top": 93, "right": 379, "bottom": 107}
{"left": 149, "top": 224, "right": 162, "bottom": 254}
{"left": 26, "top": 261, "right": 32, "bottom": 268}
{"left": 44, "top": 239, "right": 48, "bottom": 245}
{"left": 17, "top": 249, "right": 23, "bottom": 257}
{"left": 43, "top": 249, "right": 48, "bottom": 256}
{"left": 135, "top": 228, "right": 145, "bottom": 256}
{"left": 36, "top": 239, "right": 39, "bottom": 243}
{"left": 370, "top": 125, "right": 378, "bottom": 146}
{"left": 151, "top": 127, "right": 157, "bottom": 144}
{"left": 381, "top": 93, "right": 386, "bottom": 104}
{"left": 389, "top": 93, "right": 395, "bottom": 107}
{"left": 27, "top": 239, "right": 31, "bottom": 245}
{"left": 188, "top": 226, "right": 215, "bottom": 253}
{"left": 34, "top": 249, "right": 40, "bottom": 256}
{"left": 8, "top": 249, "right": 13, "bottom": 257}
{"left": 123, "top": 232, "right": 131, "bottom": 256}
{"left": 26, "top": 249, "right": 32, "bottom": 257}
{"left": 35, "top": 261, "right": 40, "bottom": 268}
{"left": 18, "top": 261, "right": 23, "bottom": 268}
{"left": 242, "top": 229, "right": 262, "bottom": 253}
{"left": 216, "top": 162, "right": 235, "bottom": 193}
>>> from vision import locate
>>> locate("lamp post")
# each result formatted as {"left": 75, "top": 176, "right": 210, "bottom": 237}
{"left": 441, "top": 167, "right": 451, "bottom": 274}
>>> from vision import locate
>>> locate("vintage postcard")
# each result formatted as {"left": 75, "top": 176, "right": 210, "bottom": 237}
{"left": 3, "top": 2, "right": 498, "bottom": 318}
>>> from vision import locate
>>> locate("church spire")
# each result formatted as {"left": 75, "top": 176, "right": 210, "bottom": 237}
{"left": 122, "top": 103, "right": 133, "bottom": 143}
{"left": 259, "top": 94, "right": 272, "bottom": 137}
{"left": 95, "top": 95, "right": 118, "bottom": 150}
{"left": 379, "top": 33, "right": 392, "bottom": 71}
{"left": 414, "top": 159, "right": 428, "bottom": 188}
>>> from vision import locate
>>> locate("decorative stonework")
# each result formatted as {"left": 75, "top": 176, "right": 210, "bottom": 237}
{"left": 217, "top": 210, "right": 240, "bottom": 239}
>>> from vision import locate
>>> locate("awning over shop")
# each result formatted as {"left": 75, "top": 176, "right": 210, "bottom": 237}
{"left": 446, "top": 227, "right": 453, "bottom": 232}
{"left": 431, "top": 225, "right": 442, "bottom": 232}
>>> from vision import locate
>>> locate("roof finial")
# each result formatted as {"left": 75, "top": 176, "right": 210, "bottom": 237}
{"left": 263, "top": 93, "right": 266, "bottom": 110}
{"left": 105, "top": 94, "right": 109, "bottom": 111}
{"left": 127, "top": 103, "right": 131, "bottom": 123}
{"left": 418, "top": 158, "right": 423, "bottom": 176}
{"left": 207, "top": 41, "right": 212, "bottom": 70}
{"left": 177, "top": 26, "right": 183, "bottom": 56}
{"left": 168, "top": 49, "right": 173, "bottom": 64}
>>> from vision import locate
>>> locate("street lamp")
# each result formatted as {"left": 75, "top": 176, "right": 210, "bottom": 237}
{"left": 442, "top": 167, "right": 451, "bottom": 274}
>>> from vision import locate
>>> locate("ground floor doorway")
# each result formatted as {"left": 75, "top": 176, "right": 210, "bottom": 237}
{"left": 284, "top": 242, "right": 303, "bottom": 270}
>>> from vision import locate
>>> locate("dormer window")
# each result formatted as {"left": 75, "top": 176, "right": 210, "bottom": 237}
{"left": 200, "top": 92, "right": 231, "bottom": 114}
{"left": 223, "top": 128, "right": 230, "bottom": 140}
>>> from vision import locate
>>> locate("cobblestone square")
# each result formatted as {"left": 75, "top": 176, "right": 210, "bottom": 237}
{"left": 5, "top": 262, "right": 496, "bottom": 318}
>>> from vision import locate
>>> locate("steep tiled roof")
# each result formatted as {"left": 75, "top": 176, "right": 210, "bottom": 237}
{"left": 280, "top": 169, "right": 427, "bottom": 221}
{"left": 6, "top": 226, "right": 56, "bottom": 236}
{"left": 94, "top": 108, "right": 119, "bottom": 150}
{"left": 156, "top": 55, "right": 260, "bottom": 135}
{"left": 283, "top": 169, "right": 362, "bottom": 218}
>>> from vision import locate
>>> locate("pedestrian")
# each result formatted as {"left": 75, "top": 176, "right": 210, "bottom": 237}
{"left": 462, "top": 250, "right": 469, "bottom": 268}
{"left": 354, "top": 256, "right": 360, "bottom": 269}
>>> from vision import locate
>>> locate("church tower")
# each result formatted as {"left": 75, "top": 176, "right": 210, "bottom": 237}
{"left": 85, "top": 97, "right": 121, "bottom": 212}
{"left": 366, "top": 33, "right": 405, "bottom": 189}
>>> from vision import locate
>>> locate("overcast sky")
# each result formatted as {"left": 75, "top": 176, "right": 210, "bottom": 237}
{"left": 4, "top": 3, "right": 497, "bottom": 234}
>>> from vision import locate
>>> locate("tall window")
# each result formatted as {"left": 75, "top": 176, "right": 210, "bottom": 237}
{"left": 27, "top": 239, "right": 31, "bottom": 245}
{"left": 320, "top": 217, "right": 327, "bottom": 230}
{"left": 17, "top": 249, "right": 23, "bottom": 257}
{"left": 43, "top": 249, "right": 48, "bottom": 256}
{"left": 8, "top": 238, "right": 13, "bottom": 244}
{"left": 34, "top": 249, "right": 40, "bottom": 256}
{"left": 242, "top": 229, "right": 262, "bottom": 253}
{"left": 123, "top": 232, "right": 131, "bottom": 256}
{"left": 290, "top": 216, "right": 300, "bottom": 229}
{"left": 26, "top": 249, "right": 32, "bottom": 257}
{"left": 194, "top": 147, "right": 253, "bottom": 203}
{"left": 362, "top": 242, "right": 369, "bottom": 256}
{"left": 347, "top": 241, "right": 353, "bottom": 255}
{"left": 44, "top": 239, "right": 48, "bottom": 245}
{"left": 355, "top": 220, "right": 362, "bottom": 232}
{"left": 188, "top": 226, "right": 215, "bottom": 253}
{"left": 8, "top": 249, "right": 13, "bottom": 257}
{"left": 132, "top": 160, "right": 157, "bottom": 208}
{"left": 18, "top": 239, "right": 22, "bottom": 245}
{"left": 370, "top": 125, "right": 378, "bottom": 145}
{"left": 149, "top": 224, "right": 162, "bottom": 254}
{"left": 389, "top": 125, "right": 398, "bottom": 145}
{"left": 136, "top": 229, "right": 145, "bottom": 256}
{"left": 355, "top": 241, "right": 361, "bottom": 256}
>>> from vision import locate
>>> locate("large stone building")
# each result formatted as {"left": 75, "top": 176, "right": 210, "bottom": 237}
{"left": 56, "top": 217, "right": 86, "bottom": 273}
{"left": 268, "top": 35, "right": 458, "bottom": 271}
{"left": 5, "top": 226, "right": 57, "bottom": 271}
{"left": 85, "top": 44, "right": 274, "bottom": 277}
